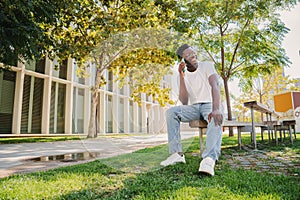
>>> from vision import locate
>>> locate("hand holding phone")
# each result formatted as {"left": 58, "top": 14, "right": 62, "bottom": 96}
{"left": 178, "top": 58, "right": 186, "bottom": 77}
{"left": 181, "top": 58, "right": 186, "bottom": 73}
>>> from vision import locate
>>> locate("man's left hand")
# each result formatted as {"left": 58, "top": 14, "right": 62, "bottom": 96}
{"left": 208, "top": 110, "right": 223, "bottom": 126}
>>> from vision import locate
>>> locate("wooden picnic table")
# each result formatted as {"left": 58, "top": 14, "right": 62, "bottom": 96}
{"left": 243, "top": 100, "right": 278, "bottom": 149}
{"left": 274, "top": 120, "right": 296, "bottom": 145}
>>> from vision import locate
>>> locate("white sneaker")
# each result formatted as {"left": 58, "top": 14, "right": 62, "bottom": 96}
{"left": 160, "top": 153, "right": 186, "bottom": 167}
{"left": 199, "top": 157, "right": 215, "bottom": 176}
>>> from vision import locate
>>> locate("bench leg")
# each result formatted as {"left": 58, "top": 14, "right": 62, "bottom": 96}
{"left": 199, "top": 128, "right": 203, "bottom": 156}
{"left": 253, "top": 131, "right": 257, "bottom": 150}
{"left": 237, "top": 127, "right": 242, "bottom": 150}
{"left": 279, "top": 130, "right": 282, "bottom": 142}
{"left": 271, "top": 129, "right": 274, "bottom": 140}
{"left": 275, "top": 127, "right": 278, "bottom": 146}
{"left": 289, "top": 125, "right": 293, "bottom": 145}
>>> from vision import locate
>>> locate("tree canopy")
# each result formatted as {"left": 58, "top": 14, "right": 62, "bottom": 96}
{"left": 0, "top": 0, "right": 66, "bottom": 65}
{"left": 172, "top": 0, "right": 298, "bottom": 135}
{"left": 42, "top": 0, "right": 179, "bottom": 137}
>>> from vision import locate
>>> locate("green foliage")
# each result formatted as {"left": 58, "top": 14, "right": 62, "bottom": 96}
{"left": 174, "top": 0, "right": 297, "bottom": 79}
{"left": 48, "top": 0, "right": 178, "bottom": 66}
{"left": 0, "top": 0, "right": 62, "bottom": 65}
{"left": 46, "top": 1, "right": 180, "bottom": 107}
{"left": 110, "top": 47, "right": 176, "bottom": 106}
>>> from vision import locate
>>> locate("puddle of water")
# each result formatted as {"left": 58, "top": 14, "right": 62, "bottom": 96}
{"left": 25, "top": 152, "right": 101, "bottom": 162}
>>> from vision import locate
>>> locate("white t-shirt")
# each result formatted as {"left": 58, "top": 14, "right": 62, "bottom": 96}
{"left": 178, "top": 61, "right": 217, "bottom": 105}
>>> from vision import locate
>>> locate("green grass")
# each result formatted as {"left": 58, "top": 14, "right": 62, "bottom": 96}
{"left": 0, "top": 136, "right": 83, "bottom": 144}
{"left": 0, "top": 133, "right": 299, "bottom": 200}
{"left": 0, "top": 133, "right": 150, "bottom": 144}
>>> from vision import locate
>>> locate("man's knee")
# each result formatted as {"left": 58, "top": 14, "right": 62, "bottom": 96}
{"left": 166, "top": 107, "right": 174, "bottom": 119}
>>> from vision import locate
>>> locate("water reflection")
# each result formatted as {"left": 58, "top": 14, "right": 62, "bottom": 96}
{"left": 26, "top": 152, "right": 101, "bottom": 162}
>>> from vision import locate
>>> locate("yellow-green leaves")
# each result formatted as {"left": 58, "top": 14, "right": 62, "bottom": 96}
{"left": 109, "top": 48, "right": 175, "bottom": 107}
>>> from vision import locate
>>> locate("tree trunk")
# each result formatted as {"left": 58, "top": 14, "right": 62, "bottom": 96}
{"left": 87, "top": 67, "right": 103, "bottom": 138}
{"left": 223, "top": 78, "right": 234, "bottom": 136}
{"left": 87, "top": 89, "right": 99, "bottom": 138}
{"left": 87, "top": 50, "right": 106, "bottom": 138}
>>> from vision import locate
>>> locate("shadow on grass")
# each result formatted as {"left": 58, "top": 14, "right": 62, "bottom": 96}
{"left": 0, "top": 135, "right": 299, "bottom": 200}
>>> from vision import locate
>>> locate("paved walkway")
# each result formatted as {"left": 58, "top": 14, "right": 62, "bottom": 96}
{"left": 0, "top": 132, "right": 197, "bottom": 178}
{"left": 221, "top": 145, "right": 299, "bottom": 177}
{"left": 0, "top": 133, "right": 299, "bottom": 178}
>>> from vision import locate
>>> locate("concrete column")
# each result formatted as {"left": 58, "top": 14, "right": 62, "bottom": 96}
{"left": 54, "top": 82, "right": 59, "bottom": 133}
{"left": 84, "top": 66, "right": 91, "bottom": 134}
{"left": 41, "top": 58, "right": 52, "bottom": 134}
{"left": 159, "top": 107, "right": 167, "bottom": 133}
{"left": 65, "top": 58, "right": 74, "bottom": 134}
{"left": 146, "top": 104, "right": 153, "bottom": 133}
{"left": 153, "top": 105, "right": 160, "bottom": 133}
{"left": 27, "top": 76, "right": 35, "bottom": 133}
{"left": 133, "top": 102, "right": 138, "bottom": 133}
{"left": 141, "top": 102, "right": 147, "bottom": 133}
{"left": 124, "top": 97, "right": 129, "bottom": 133}
{"left": 98, "top": 91, "right": 105, "bottom": 134}
{"left": 12, "top": 61, "right": 25, "bottom": 134}
{"left": 112, "top": 94, "right": 119, "bottom": 133}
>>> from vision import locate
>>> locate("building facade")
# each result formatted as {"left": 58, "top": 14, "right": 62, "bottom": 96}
{"left": 0, "top": 58, "right": 171, "bottom": 135}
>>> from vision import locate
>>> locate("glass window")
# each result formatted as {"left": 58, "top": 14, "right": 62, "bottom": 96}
{"left": 129, "top": 101, "right": 134, "bottom": 133}
{"left": 21, "top": 75, "right": 44, "bottom": 133}
{"left": 49, "top": 82, "right": 66, "bottom": 133}
{"left": 0, "top": 70, "right": 16, "bottom": 133}
{"left": 119, "top": 98, "right": 124, "bottom": 133}
{"left": 106, "top": 95, "right": 112, "bottom": 133}
{"left": 73, "top": 62, "right": 85, "bottom": 84}
{"left": 107, "top": 71, "right": 113, "bottom": 92}
{"left": 119, "top": 86, "right": 124, "bottom": 95}
{"left": 52, "top": 59, "right": 67, "bottom": 79}
{"left": 138, "top": 105, "right": 142, "bottom": 132}
{"left": 90, "top": 65, "right": 97, "bottom": 86}
{"left": 59, "top": 60, "right": 67, "bottom": 79}
{"left": 72, "top": 88, "right": 84, "bottom": 133}
{"left": 35, "top": 58, "right": 46, "bottom": 74}
{"left": 25, "top": 58, "right": 45, "bottom": 74}
{"left": 97, "top": 92, "right": 102, "bottom": 133}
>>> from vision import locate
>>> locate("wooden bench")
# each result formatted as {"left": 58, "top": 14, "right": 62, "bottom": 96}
{"left": 260, "top": 121, "right": 279, "bottom": 141}
{"left": 189, "top": 120, "right": 264, "bottom": 155}
{"left": 273, "top": 120, "right": 296, "bottom": 145}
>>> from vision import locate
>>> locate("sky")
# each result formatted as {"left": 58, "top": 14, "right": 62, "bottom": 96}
{"left": 280, "top": 2, "right": 300, "bottom": 78}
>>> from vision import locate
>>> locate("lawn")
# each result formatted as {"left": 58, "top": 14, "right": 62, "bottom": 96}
{"left": 0, "top": 136, "right": 83, "bottom": 144}
{"left": 0, "top": 133, "right": 299, "bottom": 200}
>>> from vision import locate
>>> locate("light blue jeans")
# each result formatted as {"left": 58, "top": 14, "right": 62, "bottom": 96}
{"left": 165, "top": 103, "right": 222, "bottom": 161}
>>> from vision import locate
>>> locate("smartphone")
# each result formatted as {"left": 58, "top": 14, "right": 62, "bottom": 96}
{"left": 181, "top": 58, "right": 186, "bottom": 72}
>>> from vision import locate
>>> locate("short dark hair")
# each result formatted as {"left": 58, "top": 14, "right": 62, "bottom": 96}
{"left": 176, "top": 44, "right": 190, "bottom": 59}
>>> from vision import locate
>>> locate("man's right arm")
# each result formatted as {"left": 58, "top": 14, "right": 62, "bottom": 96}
{"left": 178, "top": 62, "right": 189, "bottom": 105}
